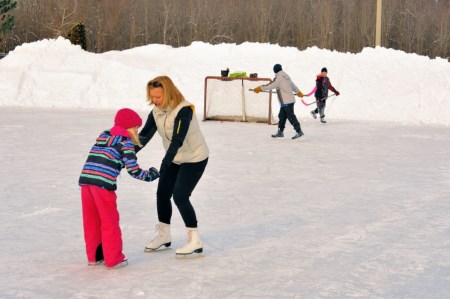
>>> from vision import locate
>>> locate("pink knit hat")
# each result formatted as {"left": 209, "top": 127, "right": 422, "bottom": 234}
{"left": 114, "top": 108, "right": 142, "bottom": 129}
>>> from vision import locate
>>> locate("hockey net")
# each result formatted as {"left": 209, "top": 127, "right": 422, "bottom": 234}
{"left": 203, "top": 76, "right": 275, "bottom": 124}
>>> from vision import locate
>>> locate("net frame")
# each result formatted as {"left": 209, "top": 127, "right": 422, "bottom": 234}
{"left": 203, "top": 76, "right": 274, "bottom": 124}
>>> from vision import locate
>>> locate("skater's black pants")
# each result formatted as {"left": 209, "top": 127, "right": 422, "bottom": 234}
{"left": 278, "top": 103, "right": 302, "bottom": 133}
{"left": 156, "top": 158, "right": 208, "bottom": 228}
{"left": 313, "top": 98, "right": 326, "bottom": 118}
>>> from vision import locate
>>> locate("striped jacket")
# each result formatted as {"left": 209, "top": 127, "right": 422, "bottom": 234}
{"left": 79, "top": 130, "right": 153, "bottom": 191}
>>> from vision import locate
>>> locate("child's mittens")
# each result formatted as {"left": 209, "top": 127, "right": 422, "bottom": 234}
{"left": 335, "top": 90, "right": 340, "bottom": 96}
{"left": 297, "top": 91, "right": 304, "bottom": 98}
{"left": 148, "top": 167, "right": 160, "bottom": 181}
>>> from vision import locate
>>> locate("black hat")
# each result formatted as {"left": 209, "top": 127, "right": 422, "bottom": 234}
{"left": 321, "top": 67, "right": 328, "bottom": 73}
{"left": 273, "top": 64, "right": 282, "bottom": 73}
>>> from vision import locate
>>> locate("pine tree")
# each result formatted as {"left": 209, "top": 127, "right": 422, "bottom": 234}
{"left": 0, "top": 0, "right": 17, "bottom": 36}
{"left": 67, "top": 22, "right": 87, "bottom": 51}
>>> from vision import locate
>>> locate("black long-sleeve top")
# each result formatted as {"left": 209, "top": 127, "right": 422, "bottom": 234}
{"left": 136, "top": 106, "right": 193, "bottom": 169}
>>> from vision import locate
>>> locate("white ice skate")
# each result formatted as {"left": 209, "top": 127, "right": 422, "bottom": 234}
{"left": 176, "top": 227, "right": 203, "bottom": 257}
{"left": 107, "top": 259, "right": 128, "bottom": 270}
{"left": 145, "top": 222, "right": 172, "bottom": 252}
{"left": 88, "top": 260, "right": 103, "bottom": 266}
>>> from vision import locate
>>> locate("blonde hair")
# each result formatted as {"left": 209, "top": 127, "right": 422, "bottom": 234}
{"left": 146, "top": 76, "right": 185, "bottom": 109}
{"left": 127, "top": 128, "right": 142, "bottom": 147}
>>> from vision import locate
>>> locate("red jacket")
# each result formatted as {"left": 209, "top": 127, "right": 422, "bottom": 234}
{"left": 315, "top": 74, "right": 338, "bottom": 101}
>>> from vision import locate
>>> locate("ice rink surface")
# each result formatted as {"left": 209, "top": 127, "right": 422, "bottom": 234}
{"left": 1, "top": 107, "right": 449, "bottom": 298}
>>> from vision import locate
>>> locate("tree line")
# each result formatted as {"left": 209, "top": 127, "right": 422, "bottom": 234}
{"left": 2, "top": 0, "right": 449, "bottom": 59}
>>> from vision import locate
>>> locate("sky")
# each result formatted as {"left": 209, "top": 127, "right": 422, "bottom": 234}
{"left": 0, "top": 38, "right": 450, "bottom": 298}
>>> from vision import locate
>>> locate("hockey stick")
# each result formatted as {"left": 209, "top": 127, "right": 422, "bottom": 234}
{"left": 249, "top": 88, "right": 335, "bottom": 99}
{"left": 248, "top": 88, "right": 299, "bottom": 95}
{"left": 248, "top": 89, "right": 277, "bottom": 94}
{"left": 248, "top": 89, "right": 336, "bottom": 106}
{"left": 301, "top": 98, "right": 316, "bottom": 106}
{"left": 301, "top": 94, "right": 336, "bottom": 106}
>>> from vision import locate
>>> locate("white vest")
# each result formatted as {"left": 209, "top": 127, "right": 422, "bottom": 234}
{"left": 152, "top": 100, "right": 209, "bottom": 164}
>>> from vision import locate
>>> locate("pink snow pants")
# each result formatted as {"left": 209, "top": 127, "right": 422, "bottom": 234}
{"left": 81, "top": 185, "right": 125, "bottom": 267}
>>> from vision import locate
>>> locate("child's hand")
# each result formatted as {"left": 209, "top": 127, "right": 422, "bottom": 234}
{"left": 335, "top": 91, "right": 340, "bottom": 96}
{"left": 148, "top": 167, "right": 160, "bottom": 181}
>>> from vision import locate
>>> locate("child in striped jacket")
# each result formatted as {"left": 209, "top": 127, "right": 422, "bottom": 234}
{"left": 79, "top": 108, "right": 159, "bottom": 269}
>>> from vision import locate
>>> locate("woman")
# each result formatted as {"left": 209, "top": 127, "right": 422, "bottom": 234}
{"left": 137, "top": 76, "right": 209, "bottom": 256}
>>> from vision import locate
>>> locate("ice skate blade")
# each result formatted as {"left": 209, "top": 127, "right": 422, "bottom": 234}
{"left": 88, "top": 259, "right": 104, "bottom": 266}
{"left": 107, "top": 259, "right": 128, "bottom": 270}
{"left": 175, "top": 252, "right": 205, "bottom": 259}
{"left": 144, "top": 242, "right": 171, "bottom": 252}
{"left": 144, "top": 246, "right": 172, "bottom": 253}
{"left": 175, "top": 248, "right": 204, "bottom": 258}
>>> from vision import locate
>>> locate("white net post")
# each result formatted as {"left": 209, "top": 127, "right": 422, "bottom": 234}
{"left": 241, "top": 79, "right": 246, "bottom": 122}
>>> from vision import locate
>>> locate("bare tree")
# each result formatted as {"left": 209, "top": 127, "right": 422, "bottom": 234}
{"left": 4, "top": 0, "right": 449, "bottom": 58}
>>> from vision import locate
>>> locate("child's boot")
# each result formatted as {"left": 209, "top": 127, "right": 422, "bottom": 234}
{"left": 145, "top": 222, "right": 171, "bottom": 251}
{"left": 320, "top": 117, "right": 327, "bottom": 123}
{"left": 310, "top": 110, "right": 317, "bottom": 119}
{"left": 176, "top": 227, "right": 203, "bottom": 256}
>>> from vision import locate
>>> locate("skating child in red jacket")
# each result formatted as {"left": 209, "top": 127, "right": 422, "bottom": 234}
{"left": 311, "top": 67, "right": 340, "bottom": 123}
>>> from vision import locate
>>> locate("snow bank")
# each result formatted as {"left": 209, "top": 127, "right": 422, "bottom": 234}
{"left": 0, "top": 37, "right": 449, "bottom": 126}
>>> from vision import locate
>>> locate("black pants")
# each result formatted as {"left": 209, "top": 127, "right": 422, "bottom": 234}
{"left": 156, "top": 158, "right": 208, "bottom": 228}
{"left": 278, "top": 104, "right": 302, "bottom": 133}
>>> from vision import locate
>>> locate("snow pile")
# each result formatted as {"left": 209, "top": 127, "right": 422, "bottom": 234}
{"left": 0, "top": 37, "right": 449, "bottom": 125}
